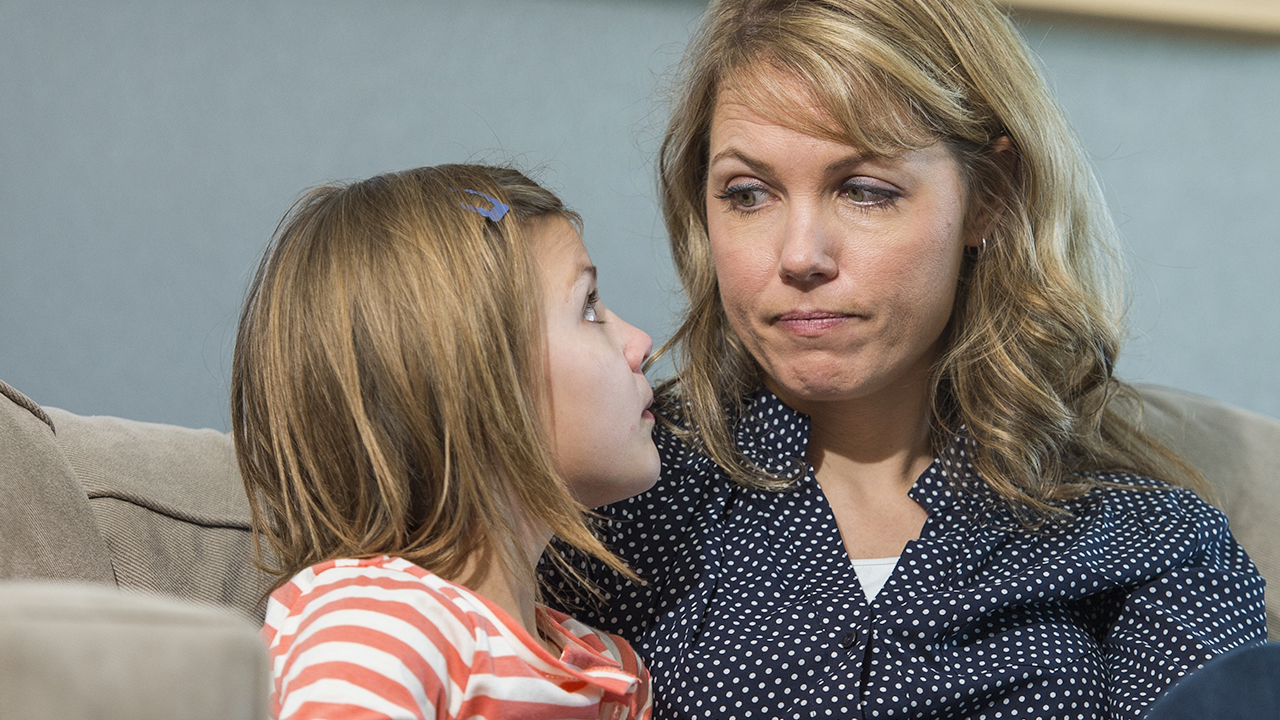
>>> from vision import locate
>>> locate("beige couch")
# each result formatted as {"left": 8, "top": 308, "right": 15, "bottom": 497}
{"left": 0, "top": 377, "right": 1276, "bottom": 715}
{"left": 0, "top": 582, "right": 267, "bottom": 720}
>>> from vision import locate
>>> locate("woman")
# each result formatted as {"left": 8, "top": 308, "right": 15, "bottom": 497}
{"left": 545, "top": 1, "right": 1267, "bottom": 718}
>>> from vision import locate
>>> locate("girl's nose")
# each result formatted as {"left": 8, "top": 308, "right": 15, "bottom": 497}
{"left": 620, "top": 319, "right": 653, "bottom": 372}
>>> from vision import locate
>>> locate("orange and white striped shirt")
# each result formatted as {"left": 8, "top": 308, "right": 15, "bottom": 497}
{"left": 264, "top": 556, "right": 651, "bottom": 720}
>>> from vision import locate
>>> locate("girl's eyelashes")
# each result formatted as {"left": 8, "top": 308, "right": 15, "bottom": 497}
{"left": 583, "top": 289, "right": 602, "bottom": 323}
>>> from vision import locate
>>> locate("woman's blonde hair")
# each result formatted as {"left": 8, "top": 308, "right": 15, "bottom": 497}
{"left": 232, "top": 164, "right": 634, "bottom": 591}
{"left": 656, "top": 0, "right": 1202, "bottom": 518}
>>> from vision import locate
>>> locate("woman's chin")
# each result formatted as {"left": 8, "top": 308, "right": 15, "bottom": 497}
{"left": 766, "top": 368, "right": 874, "bottom": 406}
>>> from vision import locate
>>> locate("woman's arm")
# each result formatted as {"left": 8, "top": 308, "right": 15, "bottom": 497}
{"left": 1101, "top": 489, "right": 1267, "bottom": 719}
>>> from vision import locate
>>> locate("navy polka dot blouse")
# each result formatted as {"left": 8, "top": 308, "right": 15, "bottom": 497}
{"left": 545, "top": 389, "right": 1268, "bottom": 719}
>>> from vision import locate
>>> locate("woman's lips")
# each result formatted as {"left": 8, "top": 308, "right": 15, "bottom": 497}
{"left": 774, "top": 311, "right": 857, "bottom": 337}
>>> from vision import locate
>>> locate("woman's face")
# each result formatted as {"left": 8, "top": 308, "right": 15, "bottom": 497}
{"left": 704, "top": 73, "right": 977, "bottom": 411}
{"left": 535, "top": 218, "right": 660, "bottom": 509}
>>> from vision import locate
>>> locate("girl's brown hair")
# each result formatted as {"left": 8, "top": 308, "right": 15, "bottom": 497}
{"left": 232, "top": 164, "right": 633, "bottom": 590}
{"left": 655, "top": 0, "right": 1203, "bottom": 518}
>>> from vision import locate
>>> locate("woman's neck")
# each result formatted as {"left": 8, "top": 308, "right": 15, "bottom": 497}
{"left": 800, "top": 384, "right": 934, "bottom": 488}
{"left": 773, "top": 361, "right": 934, "bottom": 478}
{"left": 769, "top": 365, "right": 934, "bottom": 559}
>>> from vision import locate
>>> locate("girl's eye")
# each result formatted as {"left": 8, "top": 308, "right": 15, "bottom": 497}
{"left": 714, "top": 183, "right": 769, "bottom": 212}
{"left": 584, "top": 290, "right": 600, "bottom": 323}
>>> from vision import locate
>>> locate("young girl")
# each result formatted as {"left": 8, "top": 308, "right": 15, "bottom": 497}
{"left": 231, "top": 164, "right": 657, "bottom": 720}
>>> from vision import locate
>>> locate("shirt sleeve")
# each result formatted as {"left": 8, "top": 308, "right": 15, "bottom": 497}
{"left": 1101, "top": 489, "right": 1268, "bottom": 719}
{"left": 597, "top": 628, "right": 654, "bottom": 720}
{"left": 269, "top": 571, "right": 475, "bottom": 720}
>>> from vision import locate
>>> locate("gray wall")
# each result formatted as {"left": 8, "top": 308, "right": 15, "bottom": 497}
{"left": 1016, "top": 15, "right": 1280, "bottom": 423}
{"left": 2, "top": 0, "right": 1277, "bottom": 431}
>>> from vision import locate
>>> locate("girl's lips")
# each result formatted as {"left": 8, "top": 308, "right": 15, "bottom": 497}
{"left": 775, "top": 311, "right": 857, "bottom": 337}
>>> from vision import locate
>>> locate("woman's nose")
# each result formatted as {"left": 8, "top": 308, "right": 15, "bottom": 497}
{"left": 778, "top": 205, "right": 838, "bottom": 286}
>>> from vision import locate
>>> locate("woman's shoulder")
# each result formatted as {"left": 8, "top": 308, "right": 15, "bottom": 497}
{"left": 1056, "top": 470, "right": 1247, "bottom": 569}
{"left": 948, "top": 470, "right": 1260, "bottom": 618}
{"left": 650, "top": 404, "right": 710, "bottom": 473}
{"left": 1074, "top": 470, "right": 1225, "bottom": 528}
{"left": 597, "top": 389, "right": 810, "bottom": 539}
{"left": 549, "top": 417, "right": 739, "bottom": 614}
{"left": 589, "top": 424, "right": 728, "bottom": 570}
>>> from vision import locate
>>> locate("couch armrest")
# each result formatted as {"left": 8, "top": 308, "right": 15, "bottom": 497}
{"left": 45, "top": 407, "right": 274, "bottom": 622}
{"left": 0, "top": 582, "right": 267, "bottom": 720}
{"left": 0, "top": 381, "right": 114, "bottom": 584}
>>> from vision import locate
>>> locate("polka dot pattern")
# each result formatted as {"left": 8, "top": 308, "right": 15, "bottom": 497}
{"left": 543, "top": 389, "right": 1268, "bottom": 719}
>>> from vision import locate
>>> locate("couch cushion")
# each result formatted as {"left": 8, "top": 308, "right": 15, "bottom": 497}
{"left": 45, "top": 408, "right": 273, "bottom": 621}
{"left": 20, "top": 382, "right": 1276, "bottom": 639}
{"left": 0, "top": 381, "right": 114, "bottom": 584}
{"left": 1134, "top": 384, "right": 1280, "bottom": 640}
{"left": 0, "top": 581, "right": 267, "bottom": 720}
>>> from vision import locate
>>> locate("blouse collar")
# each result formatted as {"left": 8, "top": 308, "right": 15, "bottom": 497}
{"left": 732, "top": 386, "right": 1007, "bottom": 523}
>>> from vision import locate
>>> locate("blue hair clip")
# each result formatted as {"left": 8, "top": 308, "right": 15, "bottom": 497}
{"left": 457, "top": 189, "right": 510, "bottom": 222}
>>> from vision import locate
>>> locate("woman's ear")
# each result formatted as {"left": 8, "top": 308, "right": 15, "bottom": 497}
{"left": 966, "top": 135, "right": 1018, "bottom": 252}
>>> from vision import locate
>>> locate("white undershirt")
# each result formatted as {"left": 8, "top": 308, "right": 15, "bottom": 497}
{"left": 850, "top": 556, "right": 900, "bottom": 602}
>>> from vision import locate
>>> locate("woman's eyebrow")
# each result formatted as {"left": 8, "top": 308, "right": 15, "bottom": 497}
{"left": 822, "top": 153, "right": 874, "bottom": 177}
{"left": 709, "top": 148, "right": 871, "bottom": 178}
{"left": 708, "top": 149, "right": 776, "bottom": 177}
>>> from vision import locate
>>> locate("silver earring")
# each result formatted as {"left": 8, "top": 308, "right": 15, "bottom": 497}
{"left": 964, "top": 237, "right": 988, "bottom": 258}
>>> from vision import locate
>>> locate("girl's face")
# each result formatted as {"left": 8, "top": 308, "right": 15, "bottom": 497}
{"left": 703, "top": 71, "right": 978, "bottom": 413}
{"left": 536, "top": 218, "right": 659, "bottom": 509}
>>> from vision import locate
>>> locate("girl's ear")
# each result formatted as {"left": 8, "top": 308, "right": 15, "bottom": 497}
{"left": 967, "top": 135, "right": 1018, "bottom": 251}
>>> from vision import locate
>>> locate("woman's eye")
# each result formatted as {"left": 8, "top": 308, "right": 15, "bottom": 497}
{"left": 583, "top": 290, "right": 600, "bottom": 323}
{"left": 841, "top": 181, "right": 898, "bottom": 207}
{"left": 715, "top": 183, "right": 769, "bottom": 212}
{"left": 731, "top": 188, "right": 761, "bottom": 208}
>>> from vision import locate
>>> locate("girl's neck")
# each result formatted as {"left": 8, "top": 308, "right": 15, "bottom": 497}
{"left": 464, "top": 522, "right": 559, "bottom": 655}
{"left": 472, "top": 567, "right": 555, "bottom": 654}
